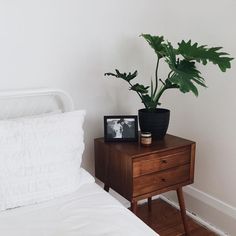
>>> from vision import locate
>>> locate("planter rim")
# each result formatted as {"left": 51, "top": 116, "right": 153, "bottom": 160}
{"left": 138, "top": 108, "right": 170, "bottom": 113}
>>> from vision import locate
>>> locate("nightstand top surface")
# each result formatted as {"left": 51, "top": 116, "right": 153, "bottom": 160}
{"left": 95, "top": 134, "right": 195, "bottom": 157}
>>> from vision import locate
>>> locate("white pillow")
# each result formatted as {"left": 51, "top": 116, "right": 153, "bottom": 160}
{"left": 0, "top": 110, "right": 86, "bottom": 211}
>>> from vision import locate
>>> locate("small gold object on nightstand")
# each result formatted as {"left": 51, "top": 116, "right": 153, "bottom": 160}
{"left": 140, "top": 132, "right": 152, "bottom": 146}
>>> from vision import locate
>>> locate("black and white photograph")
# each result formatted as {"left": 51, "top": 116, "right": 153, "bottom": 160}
{"left": 104, "top": 116, "right": 138, "bottom": 142}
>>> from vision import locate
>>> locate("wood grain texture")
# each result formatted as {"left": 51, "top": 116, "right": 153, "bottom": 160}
{"left": 94, "top": 139, "right": 133, "bottom": 200}
{"left": 95, "top": 134, "right": 194, "bottom": 158}
{"left": 95, "top": 134, "right": 195, "bottom": 202}
{"left": 94, "top": 134, "right": 196, "bottom": 235}
{"left": 133, "top": 146, "right": 191, "bottom": 177}
{"left": 136, "top": 199, "right": 217, "bottom": 236}
{"left": 190, "top": 143, "right": 196, "bottom": 182}
{"left": 133, "top": 165, "right": 190, "bottom": 197}
{"left": 177, "top": 188, "right": 190, "bottom": 235}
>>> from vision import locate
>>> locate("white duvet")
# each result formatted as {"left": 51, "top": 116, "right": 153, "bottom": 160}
{"left": 0, "top": 169, "right": 158, "bottom": 236}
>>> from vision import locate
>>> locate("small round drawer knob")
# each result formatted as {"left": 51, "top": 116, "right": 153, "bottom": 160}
{"left": 161, "top": 178, "right": 166, "bottom": 182}
{"left": 162, "top": 160, "right": 167, "bottom": 164}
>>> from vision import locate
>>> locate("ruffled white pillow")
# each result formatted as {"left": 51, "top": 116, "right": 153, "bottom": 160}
{"left": 0, "top": 110, "right": 86, "bottom": 211}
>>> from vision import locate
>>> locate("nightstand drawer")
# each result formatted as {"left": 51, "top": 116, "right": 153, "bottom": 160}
{"left": 133, "top": 164, "right": 190, "bottom": 197}
{"left": 133, "top": 147, "right": 191, "bottom": 177}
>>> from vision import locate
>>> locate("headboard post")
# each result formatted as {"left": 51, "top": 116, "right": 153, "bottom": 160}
{"left": 0, "top": 88, "right": 74, "bottom": 119}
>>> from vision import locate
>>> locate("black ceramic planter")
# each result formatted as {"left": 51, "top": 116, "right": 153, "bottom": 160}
{"left": 138, "top": 108, "right": 170, "bottom": 140}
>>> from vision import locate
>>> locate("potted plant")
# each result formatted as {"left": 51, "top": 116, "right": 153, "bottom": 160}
{"left": 105, "top": 34, "right": 233, "bottom": 139}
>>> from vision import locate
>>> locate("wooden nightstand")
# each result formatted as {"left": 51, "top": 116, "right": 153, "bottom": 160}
{"left": 94, "top": 134, "right": 195, "bottom": 235}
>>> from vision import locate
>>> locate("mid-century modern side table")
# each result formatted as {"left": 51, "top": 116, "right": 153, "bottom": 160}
{"left": 94, "top": 134, "right": 195, "bottom": 235}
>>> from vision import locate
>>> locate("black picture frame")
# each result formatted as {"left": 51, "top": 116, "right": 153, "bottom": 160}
{"left": 104, "top": 115, "right": 138, "bottom": 142}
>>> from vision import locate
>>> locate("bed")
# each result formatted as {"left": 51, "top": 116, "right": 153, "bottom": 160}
{"left": 0, "top": 89, "right": 158, "bottom": 236}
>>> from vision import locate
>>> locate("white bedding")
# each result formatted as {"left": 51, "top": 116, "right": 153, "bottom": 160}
{"left": 0, "top": 169, "right": 158, "bottom": 236}
{"left": 0, "top": 110, "right": 86, "bottom": 211}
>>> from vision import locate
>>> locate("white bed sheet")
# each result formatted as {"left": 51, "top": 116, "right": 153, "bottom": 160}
{"left": 0, "top": 169, "right": 158, "bottom": 236}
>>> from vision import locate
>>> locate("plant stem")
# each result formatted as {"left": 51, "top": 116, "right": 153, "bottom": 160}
{"left": 154, "top": 85, "right": 167, "bottom": 105}
{"left": 154, "top": 71, "right": 174, "bottom": 104}
{"left": 153, "top": 57, "right": 160, "bottom": 96}
{"left": 159, "top": 79, "right": 165, "bottom": 85}
{"left": 154, "top": 78, "right": 179, "bottom": 105}
{"left": 167, "top": 70, "right": 174, "bottom": 79}
{"left": 128, "top": 81, "right": 148, "bottom": 109}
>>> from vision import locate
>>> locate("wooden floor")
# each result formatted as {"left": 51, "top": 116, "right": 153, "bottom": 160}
{"left": 135, "top": 199, "right": 217, "bottom": 236}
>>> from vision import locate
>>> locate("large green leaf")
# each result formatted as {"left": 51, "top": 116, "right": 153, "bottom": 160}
{"left": 170, "top": 73, "right": 199, "bottom": 96}
{"left": 163, "top": 42, "right": 177, "bottom": 69}
{"left": 163, "top": 43, "right": 207, "bottom": 96}
{"left": 104, "top": 34, "right": 233, "bottom": 111}
{"left": 104, "top": 69, "right": 137, "bottom": 82}
{"left": 177, "top": 40, "right": 234, "bottom": 72}
{"left": 141, "top": 34, "right": 166, "bottom": 58}
{"left": 169, "top": 59, "right": 207, "bottom": 96}
{"left": 130, "top": 83, "right": 149, "bottom": 94}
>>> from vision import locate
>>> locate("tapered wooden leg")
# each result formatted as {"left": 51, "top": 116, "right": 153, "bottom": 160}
{"left": 104, "top": 184, "right": 109, "bottom": 192}
{"left": 177, "top": 187, "right": 190, "bottom": 236}
{"left": 148, "top": 197, "right": 152, "bottom": 211}
{"left": 131, "top": 201, "right": 138, "bottom": 214}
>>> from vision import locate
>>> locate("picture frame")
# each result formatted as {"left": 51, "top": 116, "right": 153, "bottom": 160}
{"left": 104, "top": 115, "right": 138, "bottom": 142}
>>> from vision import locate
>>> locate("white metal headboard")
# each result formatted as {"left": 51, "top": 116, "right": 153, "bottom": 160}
{"left": 0, "top": 88, "right": 74, "bottom": 119}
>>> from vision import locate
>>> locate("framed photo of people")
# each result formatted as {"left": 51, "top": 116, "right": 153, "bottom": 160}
{"left": 104, "top": 115, "right": 138, "bottom": 142}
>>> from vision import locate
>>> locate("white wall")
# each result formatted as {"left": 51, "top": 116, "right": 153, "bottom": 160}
{"left": 0, "top": 0, "right": 235, "bottom": 234}
{"left": 0, "top": 0, "right": 161, "bottom": 172}
{"left": 113, "top": 0, "right": 236, "bottom": 234}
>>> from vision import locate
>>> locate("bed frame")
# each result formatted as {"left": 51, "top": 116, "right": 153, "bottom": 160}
{"left": 0, "top": 88, "right": 74, "bottom": 119}
{"left": 0, "top": 88, "right": 159, "bottom": 236}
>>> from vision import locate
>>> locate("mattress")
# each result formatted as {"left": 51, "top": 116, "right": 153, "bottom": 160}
{"left": 0, "top": 169, "right": 158, "bottom": 236}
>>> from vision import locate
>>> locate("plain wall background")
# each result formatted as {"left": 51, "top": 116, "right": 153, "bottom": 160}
{"left": 113, "top": 0, "right": 236, "bottom": 208}
{"left": 0, "top": 0, "right": 235, "bottom": 233}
